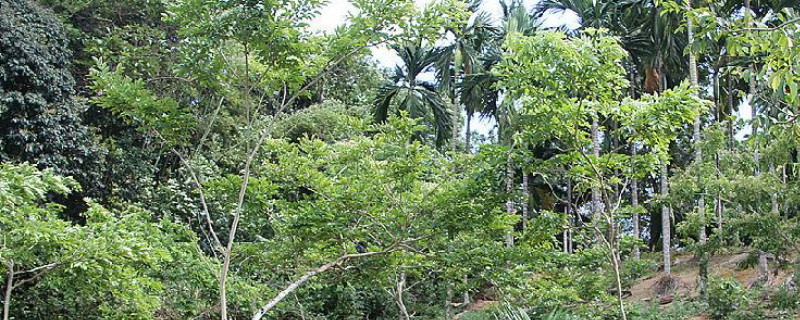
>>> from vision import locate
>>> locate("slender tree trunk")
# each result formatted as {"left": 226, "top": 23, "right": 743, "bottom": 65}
{"left": 462, "top": 275, "right": 470, "bottom": 306}
{"left": 715, "top": 152, "right": 723, "bottom": 231}
{"left": 631, "top": 143, "right": 641, "bottom": 260}
{"left": 627, "top": 62, "right": 641, "bottom": 260}
{"left": 563, "top": 175, "right": 569, "bottom": 253}
{"left": 397, "top": 273, "right": 410, "bottom": 320}
{"left": 771, "top": 164, "right": 779, "bottom": 212}
{"left": 727, "top": 72, "right": 735, "bottom": 151}
{"left": 445, "top": 283, "right": 453, "bottom": 319}
{"left": 686, "top": 0, "right": 708, "bottom": 293}
{"left": 451, "top": 66, "right": 461, "bottom": 156}
{"left": 741, "top": 0, "right": 769, "bottom": 285}
{"left": 591, "top": 115, "right": 602, "bottom": 241}
{"left": 713, "top": 68, "right": 724, "bottom": 232}
{"left": 611, "top": 248, "right": 627, "bottom": 320}
{"left": 522, "top": 173, "right": 529, "bottom": 231}
{"left": 252, "top": 251, "right": 392, "bottom": 320}
{"left": 506, "top": 152, "right": 515, "bottom": 246}
{"left": 563, "top": 185, "right": 569, "bottom": 254}
{"left": 567, "top": 178, "right": 574, "bottom": 253}
{"left": 3, "top": 262, "right": 13, "bottom": 320}
{"left": 661, "top": 162, "right": 671, "bottom": 276}
{"left": 465, "top": 112, "right": 472, "bottom": 153}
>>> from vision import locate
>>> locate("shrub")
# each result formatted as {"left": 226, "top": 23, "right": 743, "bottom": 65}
{"left": 769, "top": 286, "right": 800, "bottom": 311}
{"left": 621, "top": 258, "right": 656, "bottom": 289}
{"left": 706, "top": 276, "right": 763, "bottom": 320}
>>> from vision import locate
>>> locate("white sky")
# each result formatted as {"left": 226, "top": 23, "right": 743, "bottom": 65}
{"left": 309, "top": 0, "right": 579, "bottom": 137}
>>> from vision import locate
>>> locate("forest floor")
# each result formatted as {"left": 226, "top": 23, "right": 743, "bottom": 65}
{"left": 627, "top": 250, "right": 798, "bottom": 319}
{"left": 628, "top": 251, "right": 794, "bottom": 302}
{"left": 460, "top": 250, "right": 799, "bottom": 319}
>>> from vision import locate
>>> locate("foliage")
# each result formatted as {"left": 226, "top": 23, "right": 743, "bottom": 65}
{"left": 769, "top": 286, "right": 800, "bottom": 312}
{"left": 706, "top": 276, "right": 764, "bottom": 320}
{"left": 272, "top": 100, "right": 367, "bottom": 143}
{"left": 5, "top": 0, "right": 800, "bottom": 318}
{"left": 0, "top": 0, "right": 106, "bottom": 198}
{"left": 0, "top": 163, "right": 226, "bottom": 319}
{"left": 373, "top": 41, "right": 453, "bottom": 146}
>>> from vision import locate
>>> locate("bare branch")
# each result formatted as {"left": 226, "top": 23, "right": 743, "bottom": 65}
{"left": 251, "top": 248, "right": 400, "bottom": 320}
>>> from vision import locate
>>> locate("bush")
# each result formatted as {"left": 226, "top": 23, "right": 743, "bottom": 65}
{"left": 273, "top": 100, "right": 366, "bottom": 143}
{"left": 627, "top": 300, "right": 706, "bottom": 320}
{"left": 621, "top": 258, "right": 656, "bottom": 289}
{"left": 706, "top": 276, "right": 763, "bottom": 320}
{"left": 769, "top": 286, "right": 800, "bottom": 311}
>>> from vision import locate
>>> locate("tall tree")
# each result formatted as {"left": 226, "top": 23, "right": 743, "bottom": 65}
{"left": 436, "top": 7, "right": 498, "bottom": 153}
{"left": 685, "top": 0, "right": 710, "bottom": 295}
{"left": 375, "top": 41, "right": 453, "bottom": 147}
{"left": 0, "top": 0, "right": 106, "bottom": 208}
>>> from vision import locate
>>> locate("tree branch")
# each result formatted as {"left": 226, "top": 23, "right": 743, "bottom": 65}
{"left": 251, "top": 248, "right": 399, "bottom": 320}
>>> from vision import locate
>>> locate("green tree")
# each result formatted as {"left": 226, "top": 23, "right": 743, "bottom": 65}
{"left": 0, "top": 163, "right": 222, "bottom": 319}
{"left": 374, "top": 41, "right": 453, "bottom": 147}
{"left": 0, "top": 0, "right": 106, "bottom": 204}
{"left": 435, "top": 2, "right": 498, "bottom": 153}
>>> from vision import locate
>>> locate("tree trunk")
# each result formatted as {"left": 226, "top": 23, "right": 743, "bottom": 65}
{"left": 567, "top": 178, "right": 574, "bottom": 253}
{"left": 3, "top": 262, "right": 13, "bottom": 320}
{"left": 687, "top": 0, "right": 708, "bottom": 293}
{"left": 741, "top": 0, "right": 770, "bottom": 285}
{"left": 563, "top": 175, "right": 569, "bottom": 253}
{"left": 522, "top": 173, "right": 529, "bottom": 231}
{"left": 771, "top": 164, "right": 779, "bottom": 212}
{"left": 713, "top": 68, "right": 724, "bottom": 232}
{"left": 631, "top": 143, "right": 641, "bottom": 260}
{"left": 506, "top": 152, "right": 515, "bottom": 247}
{"left": 465, "top": 112, "right": 472, "bottom": 154}
{"left": 611, "top": 247, "right": 628, "bottom": 320}
{"left": 727, "top": 72, "right": 735, "bottom": 151}
{"left": 445, "top": 283, "right": 453, "bottom": 319}
{"left": 716, "top": 152, "right": 723, "bottom": 231}
{"left": 591, "top": 115, "right": 602, "bottom": 241}
{"left": 661, "top": 162, "right": 671, "bottom": 276}
{"left": 396, "top": 273, "right": 410, "bottom": 320}
{"left": 451, "top": 66, "right": 461, "bottom": 156}
{"left": 252, "top": 251, "right": 392, "bottom": 320}
{"left": 462, "top": 275, "right": 470, "bottom": 306}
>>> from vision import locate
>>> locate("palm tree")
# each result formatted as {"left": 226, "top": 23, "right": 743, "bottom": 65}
{"left": 538, "top": 0, "right": 688, "bottom": 283}
{"left": 537, "top": 0, "right": 687, "bottom": 93}
{"left": 436, "top": 6, "right": 499, "bottom": 153}
{"left": 374, "top": 41, "right": 452, "bottom": 146}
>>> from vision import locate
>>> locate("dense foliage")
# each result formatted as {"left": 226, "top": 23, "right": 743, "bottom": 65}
{"left": 3, "top": 0, "right": 800, "bottom": 319}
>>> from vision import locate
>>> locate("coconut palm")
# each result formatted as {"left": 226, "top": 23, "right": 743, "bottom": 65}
{"left": 373, "top": 41, "right": 452, "bottom": 146}
{"left": 458, "top": 0, "right": 540, "bottom": 124}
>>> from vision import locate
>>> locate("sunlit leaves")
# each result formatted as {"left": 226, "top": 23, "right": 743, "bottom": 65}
{"left": 90, "top": 61, "right": 197, "bottom": 145}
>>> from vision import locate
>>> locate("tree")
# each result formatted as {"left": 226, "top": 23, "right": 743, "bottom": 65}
{"left": 495, "top": 29, "right": 631, "bottom": 318}
{"left": 0, "top": 163, "right": 220, "bottom": 319}
{"left": 0, "top": 0, "right": 106, "bottom": 205}
{"left": 374, "top": 41, "right": 453, "bottom": 147}
{"left": 94, "top": 0, "right": 470, "bottom": 317}
{"left": 435, "top": 3, "right": 499, "bottom": 153}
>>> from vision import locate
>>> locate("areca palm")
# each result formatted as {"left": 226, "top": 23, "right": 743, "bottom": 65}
{"left": 458, "top": 0, "right": 540, "bottom": 126}
{"left": 436, "top": 7, "right": 499, "bottom": 153}
{"left": 537, "top": 0, "right": 687, "bottom": 93}
{"left": 374, "top": 41, "right": 452, "bottom": 146}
